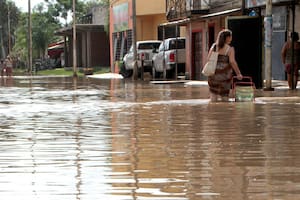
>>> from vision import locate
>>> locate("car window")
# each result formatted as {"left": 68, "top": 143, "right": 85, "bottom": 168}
{"left": 152, "top": 43, "right": 161, "bottom": 50}
{"left": 138, "top": 43, "right": 161, "bottom": 50}
{"left": 169, "top": 39, "right": 185, "bottom": 50}
{"left": 158, "top": 43, "right": 164, "bottom": 52}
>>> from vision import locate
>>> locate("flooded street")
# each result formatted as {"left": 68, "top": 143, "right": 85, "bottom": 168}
{"left": 1, "top": 76, "right": 300, "bottom": 200}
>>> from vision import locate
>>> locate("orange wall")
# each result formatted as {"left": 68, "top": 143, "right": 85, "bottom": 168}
{"left": 185, "top": 18, "right": 224, "bottom": 79}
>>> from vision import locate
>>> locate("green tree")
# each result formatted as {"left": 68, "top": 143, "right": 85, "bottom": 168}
{"left": 13, "top": 3, "right": 60, "bottom": 65}
{"left": 45, "top": 0, "right": 87, "bottom": 25}
{"left": 0, "top": 0, "right": 20, "bottom": 59}
{"left": 32, "top": 5, "right": 61, "bottom": 58}
{"left": 85, "top": 0, "right": 109, "bottom": 10}
{"left": 13, "top": 13, "right": 27, "bottom": 64}
{"left": 12, "top": 0, "right": 110, "bottom": 66}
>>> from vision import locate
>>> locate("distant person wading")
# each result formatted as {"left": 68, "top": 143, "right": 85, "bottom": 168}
{"left": 281, "top": 32, "right": 300, "bottom": 89}
{"left": 0, "top": 59, "right": 4, "bottom": 77}
{"left": 4, "top": 56, "right": 13, "bottom": 77}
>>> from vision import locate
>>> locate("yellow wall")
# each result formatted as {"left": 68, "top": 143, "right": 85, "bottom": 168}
{"left": 110, "top": 0, "right": 167, "bottom": 39}
{"left": 136, "top": 14, "right": 167, "bottom": 40}
{"left": 109, "top": 0, "right": 168, "bottom": 70}
{"left": 136, "top": 0, "right": 165, "bottom": 15}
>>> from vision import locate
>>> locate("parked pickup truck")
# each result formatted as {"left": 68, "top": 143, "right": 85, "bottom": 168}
{"left": 152, "top": 37, "right": 186, "bottom": 79}
{"left": 121, "top": 40, "right": 162, "bottom": 78}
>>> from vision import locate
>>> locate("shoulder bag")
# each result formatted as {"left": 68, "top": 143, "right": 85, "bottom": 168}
{"left": 202, "top": 44, "right": 218, "bottom": 76}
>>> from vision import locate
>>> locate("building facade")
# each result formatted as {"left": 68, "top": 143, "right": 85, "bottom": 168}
{"left": 109, "top": 0, "right": 167, "bottom": 73}
{"left": 245, "top": 0, "right": 300, "bottom": 81}
{"left": 55, "top": 5, "right": 110, "bottom": 70}
{"left": 164, "top": 0, "right": 299, "bottom": 86}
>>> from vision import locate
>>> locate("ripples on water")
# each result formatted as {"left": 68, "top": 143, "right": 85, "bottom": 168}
{"left": 0, "top": 77, "right": 300, "bottom": 200}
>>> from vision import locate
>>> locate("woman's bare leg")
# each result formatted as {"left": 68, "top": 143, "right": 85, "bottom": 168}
{"left": 287, "top": 74, "right": 292, "bottom": 89}
{"left": 221, "top": 96, "right": 229, "bottom": 102}
{"left": 210, "top": 93, "right": 218, "bottom": 102}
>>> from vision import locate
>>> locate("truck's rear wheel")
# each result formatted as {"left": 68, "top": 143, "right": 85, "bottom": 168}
{"left": 120, "top": 69, "right": 133, "bottom": 78}
{"left": 152, "top": 67, "right": 162, "bottom": 79}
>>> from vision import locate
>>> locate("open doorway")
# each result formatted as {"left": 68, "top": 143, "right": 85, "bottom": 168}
{"left": 208, "top": 25, "right": 215, "bottom": 49}
{"left": 192, "top": 31, "right": 203, "bottom": 80}
{"left": 227, "top": 16, "right": 263, "bottom": 88}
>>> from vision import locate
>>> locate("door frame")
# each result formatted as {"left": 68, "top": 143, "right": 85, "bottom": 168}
{"left": 191, "top": 30, "right": 203, "bottom": 80}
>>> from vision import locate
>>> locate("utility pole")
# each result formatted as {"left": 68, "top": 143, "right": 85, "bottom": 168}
{"left": 264, "top": 0, "right": 274, "bottom": 90}
{"left": 8, "top": 4, "right": 11, "bottom": 55}
{"left": 28, "top": 0, "right": 32, "bottom": 75}
{"left": 132, "top": 0, "right": 138, "bottom": 80}
{"left": 291, "top": 0, "right": 296, "bottom": 89}
{"left": 72, "top": 0, "right": 78, "bottom": 77}
{"left": 163, "top": 27, "right": 166, "bottom": 79}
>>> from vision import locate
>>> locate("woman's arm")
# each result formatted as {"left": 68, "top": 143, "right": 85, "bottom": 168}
{"left": 228, "top": 47, "right": 243, "bottom": 80}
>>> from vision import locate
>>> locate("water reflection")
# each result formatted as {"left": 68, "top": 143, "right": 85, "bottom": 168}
{"left": 0, "top": 76, "right": 300, "bottom": 199}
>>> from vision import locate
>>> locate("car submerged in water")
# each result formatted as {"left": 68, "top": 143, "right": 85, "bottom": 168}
{"left": 120, "top": 40, "right": 162, "bottom": 78}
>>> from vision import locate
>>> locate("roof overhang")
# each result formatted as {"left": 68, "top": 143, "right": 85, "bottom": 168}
{"left": 55, "top": 24, "right": 105, "bottom": 36}
{"left": 200, "top": 8, "right": 242, "bottom": 19}
{"left": 160, "top": 8, "right": 242, "bottom": 27}
{"left": 160, "top": 18, "right": 191, "bottom": 27}
{"left": 48, "top": 44, "right": 64, "bottom": 50}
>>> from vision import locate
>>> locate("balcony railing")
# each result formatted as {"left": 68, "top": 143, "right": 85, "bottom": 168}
{"left": 186, "top": 0, "right": 210, "bottom": 12}
{"left": 166, "top": 0, "right": 210, "bottom": 21}
{"left": 79, "top": 13, "right": 93, "bottom": 24}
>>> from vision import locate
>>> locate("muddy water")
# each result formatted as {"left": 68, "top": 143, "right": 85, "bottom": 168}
{"left": 0, "top": 76, "right": 300, "bottom": 200}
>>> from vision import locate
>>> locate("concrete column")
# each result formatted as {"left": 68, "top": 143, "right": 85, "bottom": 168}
{"left": 264, "top": 0, "right": 274, "bottom": 90}
{"left": 132, "top": 0, "right": 138, "bottom": 80}
{"left": 28, "top": 0, "right": 32, "bottom": 74}
{"left": 87, "top": 31, "right": 92, "bottom": 67}
{"left": 72, "top": 0, "right": 77, "bottom": 77}
{"left": 81, "top": 32, "right": 87, "bottom": 68}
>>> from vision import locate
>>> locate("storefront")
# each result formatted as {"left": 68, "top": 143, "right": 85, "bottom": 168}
{"left": 245, "top": 0, "right": 299, "bottom": 80}
{"left": 162, "top": 0, "right": 299, "bottom": 84}
{"left": 55, "top": 24, "right": 110, "bottom": 69}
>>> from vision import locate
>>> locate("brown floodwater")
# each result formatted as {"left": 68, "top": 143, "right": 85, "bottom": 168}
{"left": 0, "top": 76, "right": 300, "bottom": 200}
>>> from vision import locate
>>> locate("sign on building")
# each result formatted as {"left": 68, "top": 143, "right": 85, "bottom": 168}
{"left": 113, "top": 3, "right": 129, "bottom": 32}
{"left": 245, "top": 0, "right": 292, "bottom": 8}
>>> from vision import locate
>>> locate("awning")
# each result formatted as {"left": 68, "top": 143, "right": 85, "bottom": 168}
{"left": 160, "top": 18, "right": 190, "bottom": 27}
{"left": 55, "top": 24, "right": 105, "bottom": 36}
{"left": 159, "top": 8, "right": 242, "bottom": 27}
{"left": 48, "top": 43, "right": 64, "bottom": 50}
{"left": 200, "top": 8, "right": 241, "bottom": 19}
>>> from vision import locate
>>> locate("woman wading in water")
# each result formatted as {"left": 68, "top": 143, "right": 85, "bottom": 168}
{"left": 207, "top": 29, "right": 243, "bottom": 102}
